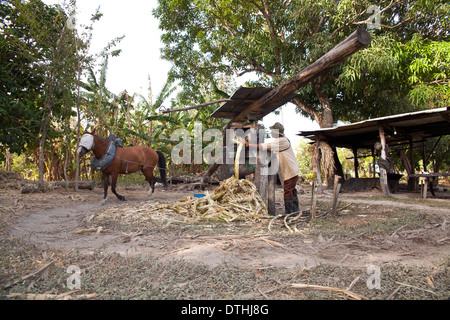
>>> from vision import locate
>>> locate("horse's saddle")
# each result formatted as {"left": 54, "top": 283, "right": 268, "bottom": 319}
{"left": 108, "top": 134, "right": 123, "bottom": 147}
{"left": 90, "top": 135, "right": 123, "bottom": 171}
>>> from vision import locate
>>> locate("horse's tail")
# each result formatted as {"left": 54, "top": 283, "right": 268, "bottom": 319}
{"left": 156, "top": 150, "right": 167, "bottom": 187}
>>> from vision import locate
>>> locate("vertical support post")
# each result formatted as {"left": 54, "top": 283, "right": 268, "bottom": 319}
{"left": 353, "top": 146, "right": 359, "bottom": 179}
{"left": 314, "top": 140, "right": 323, "bottom": 194}
{"left": 378, "top": 125, "right": 391, "bottom": 197}
{"left": 407, "top": 136, "right": 416, "bottom": 191}
{"left": 409, "top": 137, "right": 414, "bottom": 170}
{"left": 255, "top": 129, "right": 269, "bottom": 212}
{"left": 221, "top": 125, "right": 232, "bottom": 179}
{"left": 422, "top": 140, "right": 427, "bottom": 173}
{"left": 267, "top": 155, "right": 276, "bottom": 216}
{"left": 311, "top": 181, "right": 317, "bottom": 219}
{"left": 254, "top": 126, "right": 276, "bottom": 216}
{"left": 422, "top": 177, "right": 428, "bottom": 199}
{"left": 332, "top": 175, "right": 342, "bottom": 215}
{"left": 371, "top": 146, "right": 376, "bottom": 178}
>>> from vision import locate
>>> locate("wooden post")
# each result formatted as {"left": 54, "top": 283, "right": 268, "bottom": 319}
{"left": 311, "top": 181, "right": 317, "bottom": 219}
{"left": 256, "top": 158, "right": 268, "bottom": 203}
{"left": 422, "top": 140, "right": 427, "bottom": 172}
{"left": 314, "top": 141, "right": 323, "bottom": 194}
{"left": 407, "top": 136, "right": 416, "bottom": 191}
{"left": 422, "top": 178, "right": 428, "bottom": 199}
{"left": 378, "top": 125, "right": 391, "bottom": 197}
{"left": 371, "top": 146, "right": 376, "bottom": 178}
{"left": 254, "top": 129, "right": 276, "bottom": 215}
{"left": 267, "top": 162, "right": 276, "bottom": 216}
{"left": 255, "top": 130, "right": 267, "bottom": 205}
{"left": 353, "top": 146, "right": 359, "bottom": 179}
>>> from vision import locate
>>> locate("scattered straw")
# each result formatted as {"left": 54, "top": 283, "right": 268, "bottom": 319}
{"left": 93, "top": 177, "right": 269, "bottom": 225}
{"left": 155, "top": 177, "right": 269, "bottom": 222}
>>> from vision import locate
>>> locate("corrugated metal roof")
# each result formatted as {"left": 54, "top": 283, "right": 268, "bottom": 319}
{"left": 211, "top": 86, "right": 298, "bottom": 121}
{"left": 297, "top": 107, "right": 450, "bottom": 148}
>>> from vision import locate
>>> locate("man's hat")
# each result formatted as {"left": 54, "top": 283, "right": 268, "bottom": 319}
{"left": 269, "top": 122, "right": 284, "bottom": 134}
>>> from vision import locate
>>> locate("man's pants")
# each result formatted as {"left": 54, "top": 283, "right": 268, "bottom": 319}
{"left": 283, "top": 175, "right": 299, "bottom": 214}
{"left": 283, "top": 175, "right": 298, "bottom": 198}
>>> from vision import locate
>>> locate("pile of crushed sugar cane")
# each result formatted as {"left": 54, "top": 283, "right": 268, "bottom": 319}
{"left": 93, "top": 177, "right": 269, "bottom": 225}
{"left": 167, "top": 176, "right": 269, "bottom": 222}
{"left": 95, "top": 142, "right": 269, "bottom": 225}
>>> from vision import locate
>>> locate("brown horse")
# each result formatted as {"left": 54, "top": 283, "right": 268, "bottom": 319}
{"left": 76, "top": 132, "right": 167, "bottom": 202}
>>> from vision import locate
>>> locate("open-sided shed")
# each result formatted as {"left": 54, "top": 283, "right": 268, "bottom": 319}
{"left": 297, "top": 107, "right": 450, "bottom": 197}
{"left": 297, "top": 107, "right": 450, "bottom": 149}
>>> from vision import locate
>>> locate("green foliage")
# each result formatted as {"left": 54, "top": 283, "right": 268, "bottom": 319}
{"left": 154, "top": 0, "right": 449, "bottom": 129}
{"left": 1, "top": 0, "right": 448, "bottom": 181}
{"left": 294, "top": 139, "right": 312, "bottom": 178}
{"left": 395, "top": 35, "right": 450, "bottom": 108}
{"left": 0, "top": 0, "right": 47, "bottom": 156}
{"left": 10, "top": 153, "right": 39, "bottom": 180}
{"left": 0, "top": 0, "right": 81, "bottom": 185}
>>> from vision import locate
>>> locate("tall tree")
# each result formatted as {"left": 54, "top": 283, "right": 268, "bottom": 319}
{"left": 153, "top": 0, "right": 449, "bottom": 128}
{"left": 0, "top": 0, "right": 45, "bottom": 158}
{"left": 1, "top": 0, "right": 80, "bottom": 187}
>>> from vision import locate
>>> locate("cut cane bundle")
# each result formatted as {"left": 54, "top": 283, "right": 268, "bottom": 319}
{"left": 166, "top": 177, "right": 269, "bottom": 222}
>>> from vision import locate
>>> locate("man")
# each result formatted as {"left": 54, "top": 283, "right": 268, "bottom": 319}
{"left": 245, "top": 122, "right": 300, "bottom": 215}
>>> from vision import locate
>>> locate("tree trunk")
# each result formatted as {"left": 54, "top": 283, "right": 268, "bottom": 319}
{"left": 38, "top": 97, "right": 53, "bottom": 189}
{"left": 5, "top": 148, "right": 12, "bottom": 171}
{"left": 315, "top": 80, "right": 333, "bottom": 128}
{"left": 314, "top": 141, "right": 323, "bottom": 194}
{"left": 38, "top": 120, "right": 49, "bottom": 189}
{"left": 75, "top": 50, "right": 82, "bottom": 191}
{"left": 378, "top": 125, "right": 391, "bottom": 197}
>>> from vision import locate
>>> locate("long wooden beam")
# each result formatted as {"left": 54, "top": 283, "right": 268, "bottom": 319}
{"left": 231, "top": 29, "right": 371, "bottom": 123}
{"left": 161, "top": 98, "right": 256, "bottom": 114}
{"left": 161, "top": 99, "right": 231, "bottom": 113}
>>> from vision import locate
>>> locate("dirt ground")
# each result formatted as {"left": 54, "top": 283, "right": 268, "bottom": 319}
{"left": 1, "top": 180, "right": 449, "bottom": 300}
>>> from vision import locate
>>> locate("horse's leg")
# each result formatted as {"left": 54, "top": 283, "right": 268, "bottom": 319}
{"left": 150, "top": 177, "right": 156, "bottom": 195}
{"left": 110, "top": 172, "right": 126, "bottom": 201}
{"left": 102, "top": 173, "right": 109, "bottom": 204}
{"left": 142, "top": 167, "right": 155, "bottom": 197}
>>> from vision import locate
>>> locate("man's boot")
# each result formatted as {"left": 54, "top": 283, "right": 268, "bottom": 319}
{"left": 284, "top": 196, "right": 300, "bottom": 215}
{"left": 292, "top": 195, "right": 300, "bottom": 213}
{"left": 284, "top": 197, "right": 295, "bottom": 215}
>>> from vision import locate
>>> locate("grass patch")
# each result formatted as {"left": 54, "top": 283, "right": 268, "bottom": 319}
{"left": 305, "top": 203, "right": 430, "bottom": 238}
{"left": 1, "top": 237, "right": 448, "bottom": 300}
{"left": 344, "top": 194, "right": 450, "bottom": 208}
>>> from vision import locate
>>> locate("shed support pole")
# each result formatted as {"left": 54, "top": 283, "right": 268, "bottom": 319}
{"left": 407, "top": 136, "right": 416, "bottom": 191}
{"left": 267, "top": 155, "right": 276, "bottom": 216}
{"left": 314, "top": 140, "right": 323, "bottom": 194}
{"left": 255, "top": 131, "right": 267, "bottom": 207}
{"left": 255, "top": 132, "right": 276, "bottom": 216}
{"left": 371, "top": 146, "right": 376, "bottom": 178}
{"left": 378, "top": 125, "right": 391, "bottom": 197}
{"left": 353, "top": 146, "right": 359, "bottom": 179}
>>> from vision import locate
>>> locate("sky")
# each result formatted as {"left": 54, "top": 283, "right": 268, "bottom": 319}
{"left": 43, "top": 0, "right": 319, "bottom": 150}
